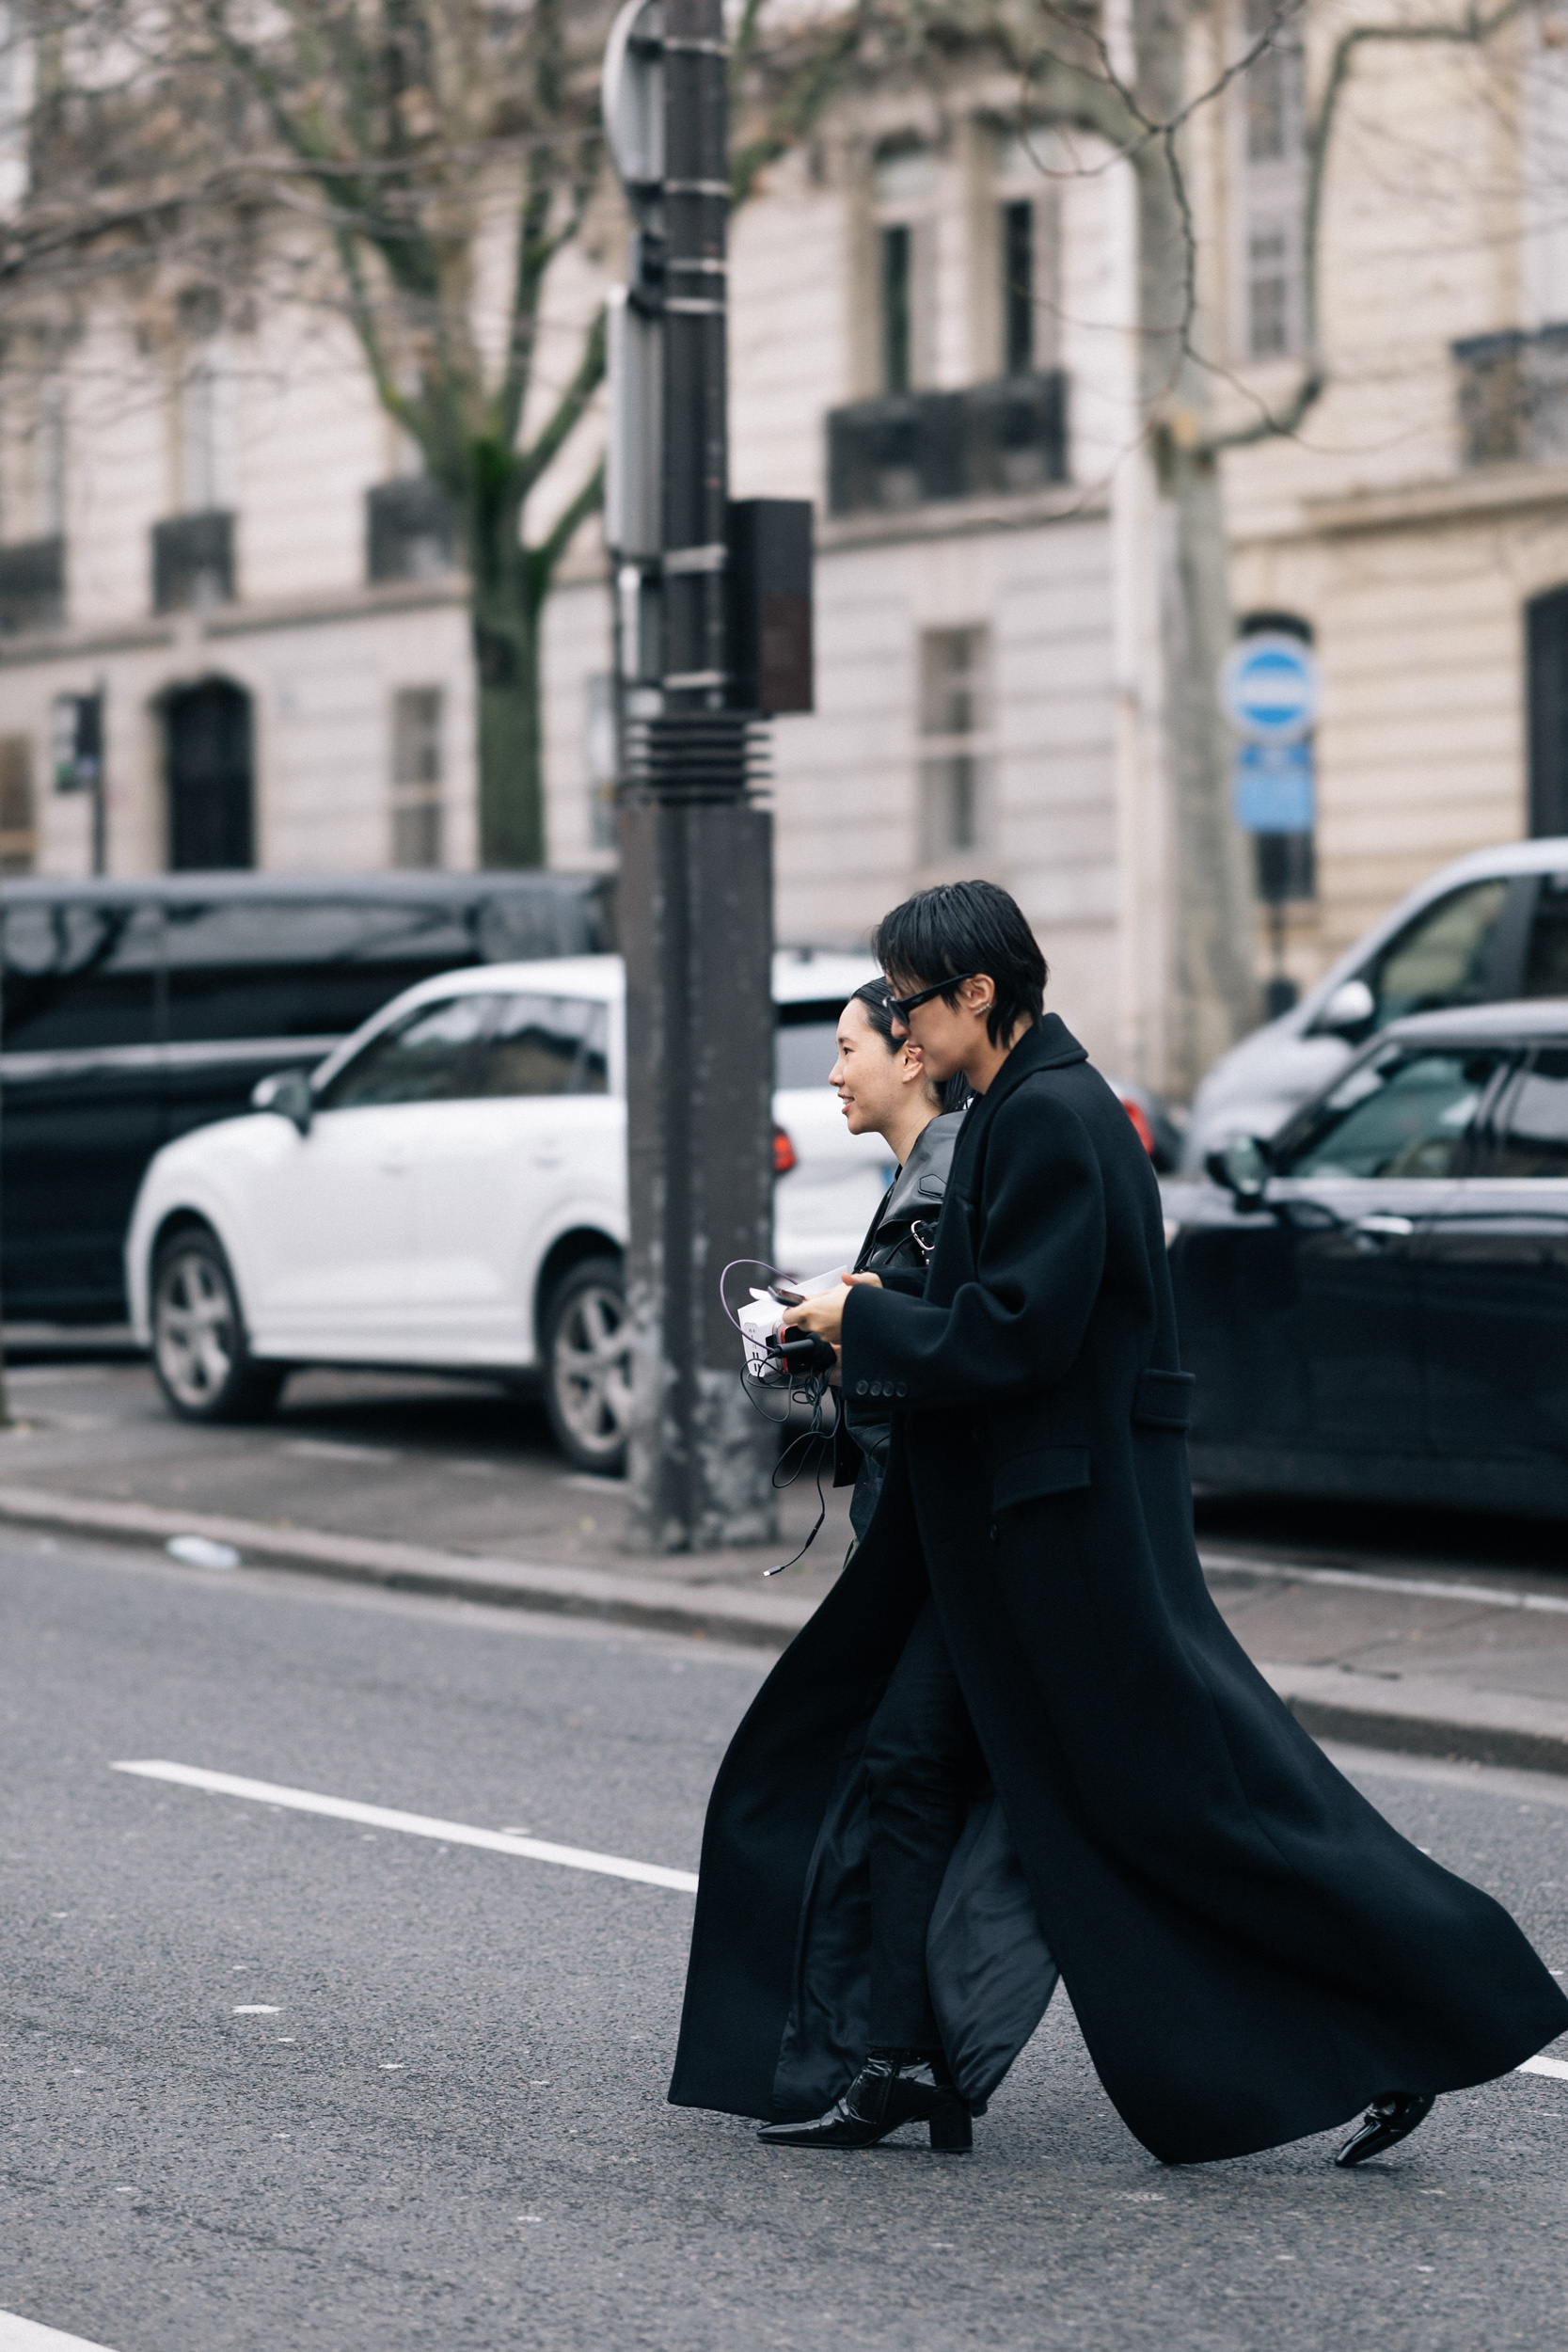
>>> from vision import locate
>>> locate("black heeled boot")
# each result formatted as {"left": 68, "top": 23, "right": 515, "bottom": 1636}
{"left": 758, "top": 2048, "right": 973, "bottom": 2153}
{"left": 1335, "top": 2090, "right": 1435, "bottom": 2169}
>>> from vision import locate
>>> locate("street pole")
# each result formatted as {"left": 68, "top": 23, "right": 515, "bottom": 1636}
{"left": 604, "top": 0, "right": 778, "bottom": 1552}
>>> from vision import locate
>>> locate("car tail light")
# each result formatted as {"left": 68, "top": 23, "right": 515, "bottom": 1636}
{"left": 773, "top": 1122, "right": 797, "bottom": 1175}
{"left": 1120, "top": 1094, "right": 1158, "bottom": 1159}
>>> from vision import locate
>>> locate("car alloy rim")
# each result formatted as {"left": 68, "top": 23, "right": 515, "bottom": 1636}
{"left": 553, "top": 1282, "right": 633, "bottom": 1457}
{"left": 155, "top": 1250, "right": 237, "bottom": 1407}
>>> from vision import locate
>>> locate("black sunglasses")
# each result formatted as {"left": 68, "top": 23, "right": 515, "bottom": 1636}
{"left": 882, "top": 971, "right": 982, "bottom": 1019}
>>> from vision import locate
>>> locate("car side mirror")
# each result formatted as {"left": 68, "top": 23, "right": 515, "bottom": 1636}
{"left": 1316, "top": 976, "right": 1375, "bottom": 1038}
{"left": 251, "top": 1068, "right": 313, "bottom": 1136}
{"left": 1206, "top": 1134, "right": 1271, "bottom": 1203}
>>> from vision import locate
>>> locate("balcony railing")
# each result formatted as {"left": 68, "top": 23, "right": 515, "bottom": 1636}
{"left": 826, "top": 371, "right": 1069, "bottom": 518}
{"left": 0, "top": 535, "right": 64, "bottom": 633}
{"left": 1453, "top": 326, "right": 1568, "bottom": 468}
{"left": 152, "top": 510, "right": 235, "bottom": 613}
{"left": 366, "top": 476, "right": 457, "bottom": 583}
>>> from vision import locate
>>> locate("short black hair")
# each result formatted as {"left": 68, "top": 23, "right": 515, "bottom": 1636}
{"left": 872, "top": 880, "right": 1047, "bottom": 1047}
{"left": 848, "top": 977, "right": 972, "bottom": 1115}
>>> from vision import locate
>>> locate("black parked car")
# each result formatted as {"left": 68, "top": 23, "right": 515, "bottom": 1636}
{"left": 0, "top": 870, "right": 611, "bottom": 1326}
{"left": 1164, "top": 1000, "right": 1568, "bottom": 1518}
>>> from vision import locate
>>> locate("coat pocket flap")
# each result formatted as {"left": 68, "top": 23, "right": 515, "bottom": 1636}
{"left": 992, "top": 1447, "right": 1091, "bottom": 1510}
{"left": 1132, "top": 1368, "right": 1196, "bottom": 1430}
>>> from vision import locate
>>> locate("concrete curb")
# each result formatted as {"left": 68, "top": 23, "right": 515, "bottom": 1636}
{"left": 0, "top": 1481, "right": 816, "bottom": 1651}
{"left": 6, "top": 1477, "right": 1568, "bottom": 1774}
{"left": 1259, "top": 1661, "right": 1568, "bottom": 1778}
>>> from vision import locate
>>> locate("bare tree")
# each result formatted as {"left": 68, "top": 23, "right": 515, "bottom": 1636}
{"left": 897, "top": 0, "right": 1541, "bottom": 1089}
{"left": 0, "top": 0, "right": 879, "bottom": 866}
{"left": 1135, "top": 0, "right": 1537, "bottom": 1086}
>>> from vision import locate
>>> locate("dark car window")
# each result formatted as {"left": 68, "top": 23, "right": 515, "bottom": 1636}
{"left": 775, "top": 997, "right": 848, "bottom": 1091}
{"left": 1522, "top": 873, "right": 1568, "bottom": 997}
{"left": 163, "top": 896, "right": 485, "bottom": 1042}
{"left": 1281, "top": 1047, "right": 1502, "bottom": 1181}
{"left": 479, "top": 994, "right": 610, "bottom": 1096}
{"left": 1485, "top": 1049, "right": 1568, "bottom": 1176}
{"left": 317, "top": 994, "right": 495, "bottom": 1109}
{"left": 1356, "top": 881, "right": 1511, "bottom": 1034}
{"left": 2, "top": 899, "right": 163, "bottom": 1050}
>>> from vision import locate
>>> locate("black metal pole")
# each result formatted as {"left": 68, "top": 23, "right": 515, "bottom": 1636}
{"left": 617, "top": 0, "right": 777, "bottom": 1552}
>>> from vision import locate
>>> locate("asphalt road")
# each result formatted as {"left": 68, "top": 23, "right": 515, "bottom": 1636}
{"left": 5, "top": 1530, "right": 1568, "bottom": 2352}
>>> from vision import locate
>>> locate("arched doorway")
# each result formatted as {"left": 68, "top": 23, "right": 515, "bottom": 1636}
{"left": 165, "top": 677, "right": 254, "bottom": 869}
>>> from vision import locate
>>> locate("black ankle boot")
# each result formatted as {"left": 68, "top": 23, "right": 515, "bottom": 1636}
{"left": 1335, "top": 2090, "right": 1435, "bottom": 2169}
{"left": 758, "top": 2048, "right": 972, "bottom": 2153}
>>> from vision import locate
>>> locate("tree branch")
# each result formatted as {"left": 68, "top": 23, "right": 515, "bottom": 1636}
{"left": 529, "top": 455, "right": 606, "bottom": 596}
{"left": 517, "top": 304, "right": 607, "bottom": 499}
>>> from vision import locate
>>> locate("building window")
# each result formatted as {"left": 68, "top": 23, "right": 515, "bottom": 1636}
{"left": 1237, "top": 0, "right": 1307, "bottom": 359}
{"left": 390, "top": 687, "right": 444, "bottom": 867}
{"left": 0, "top": 733, "right": 36, "bottom": 871}
{"left": 1002, "top": 199, "right": 1035, "bottom": 375}
{"left": 873, "top": 146, "right": 936, "bottom": 394}
{"left": 366, "top": 478, "right": 456, "bottom": 584}
{"left": 990, "top": 127, "right": 1062, "bottom": 381}
{"left": 881, "top": 223, "right": 913, "bottom": 394}
{"left": 36, "top": 382, "right": 65, "bottom": 538}
{"left": 919, "top": 627, "right": 990, "bottom": 858}
{"left": 179, "top": 355, "right": 235, "bottom": 515}
{"left": 151, "top": 512, "right": 234, "bottom": 613}
{"left": 0, "top": 534, "right": 64, "bottom": 632}
{"left": 1528, "top": 583, "right": 1568, "bottom": 835}
{"left": 1246, "top": 230, "right": 1292, "bottom": 359}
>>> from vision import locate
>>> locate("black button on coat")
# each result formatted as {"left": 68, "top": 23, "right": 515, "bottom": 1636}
{"left": 669, "top": 1016, "right": 1568, "bottom": 2162}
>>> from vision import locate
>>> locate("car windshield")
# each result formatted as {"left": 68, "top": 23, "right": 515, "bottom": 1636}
{"left": 1280, "top": 1047, "right": 1503, "bottom": 1181}
{"left": 1356, "top": 878, "right": 1510, "bottom": 1032}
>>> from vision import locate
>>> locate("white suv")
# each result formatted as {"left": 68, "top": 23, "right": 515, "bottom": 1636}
{"left": 125, "top": 950, "right": 886, "bottom": 1472}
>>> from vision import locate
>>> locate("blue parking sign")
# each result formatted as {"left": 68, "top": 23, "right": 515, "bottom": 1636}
{"left": 1233, "top": 740, "right": 1314, "bottom": 833}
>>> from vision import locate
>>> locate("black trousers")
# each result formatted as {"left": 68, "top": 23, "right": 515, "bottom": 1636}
{"left": 863, "top": 1596, "right": 980, "bottom": 2049}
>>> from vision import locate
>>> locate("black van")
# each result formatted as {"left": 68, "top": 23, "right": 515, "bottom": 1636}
{"left": 0, "top": 871, "right": 612, "bottom": 1325}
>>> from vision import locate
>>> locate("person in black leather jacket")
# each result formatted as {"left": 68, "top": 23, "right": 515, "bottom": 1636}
{"left": 827, "top": 979, "right": 968, "bottom": 1546}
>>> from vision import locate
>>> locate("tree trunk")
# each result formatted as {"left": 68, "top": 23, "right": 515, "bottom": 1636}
{"left": 1132, "top": 0, "right": 1260, "bottom": 1096}
{"left": 466, "top": 469, "right": 546, "bottom": 869}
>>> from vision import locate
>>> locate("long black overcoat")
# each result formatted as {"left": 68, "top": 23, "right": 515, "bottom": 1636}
{"left": 670, "top": 1016, "right": 1568, "bottom": 2163}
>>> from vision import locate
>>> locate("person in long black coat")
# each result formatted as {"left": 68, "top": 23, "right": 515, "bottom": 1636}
{"left": 669, "top": 881, "right": 1568, "bottom": 2167}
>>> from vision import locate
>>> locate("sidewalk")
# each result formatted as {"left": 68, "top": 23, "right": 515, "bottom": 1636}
{"left": 8, "top": 1359, "right": 1568, "bottom": 1773}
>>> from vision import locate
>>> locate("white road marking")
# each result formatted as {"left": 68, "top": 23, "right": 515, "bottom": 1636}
{"left": 282, "top": 1439, "right": 401, "bottom": 1465}
{"left": 107, "top": 1762, "right": 1568, "bottom": 2089}
{"left": 110, "top": 1760, "right": 699, "bottom": 1893}
{"left": 0, "top": 2313, "right": 119, "bottom": 2352}
{"left": 232, "top": 2005, "right": 278, "bottom": 2015}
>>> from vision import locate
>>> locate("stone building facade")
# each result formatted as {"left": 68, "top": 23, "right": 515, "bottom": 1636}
{"left": 4, "top": 12, "right": 1568, "bottom": 1089}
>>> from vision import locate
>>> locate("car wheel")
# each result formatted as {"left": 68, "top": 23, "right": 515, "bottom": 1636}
{"left": 150, "top": 1227, "right": 286, "bottom": 1424}
{"left": 542, "top": 1256, "right": 632, "bottom": 1476}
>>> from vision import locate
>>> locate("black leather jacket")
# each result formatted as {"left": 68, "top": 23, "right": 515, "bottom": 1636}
{"left": 832, "top": 1108, "right": 965, "bottom": 1536}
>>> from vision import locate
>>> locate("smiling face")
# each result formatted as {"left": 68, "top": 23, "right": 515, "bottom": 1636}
{"left": 886, "top": 971, "right": 996, "bottom": 1085}
{"left": 830, "top": 994, "right": 930, "bottom": 1136}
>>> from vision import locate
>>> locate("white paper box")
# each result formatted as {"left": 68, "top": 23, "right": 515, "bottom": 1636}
{"left": 737, "top": 1266, "right": 848, "bottom": 1377}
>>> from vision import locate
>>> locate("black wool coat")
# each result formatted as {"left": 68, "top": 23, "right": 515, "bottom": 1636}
{"left": 669, "top": 1016, "right": 1568, "bottom": 2163}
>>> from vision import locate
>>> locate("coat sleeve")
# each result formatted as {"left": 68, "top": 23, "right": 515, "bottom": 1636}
{"left": 839, "top": 1079, "right": 1106, "bottom": 1410}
